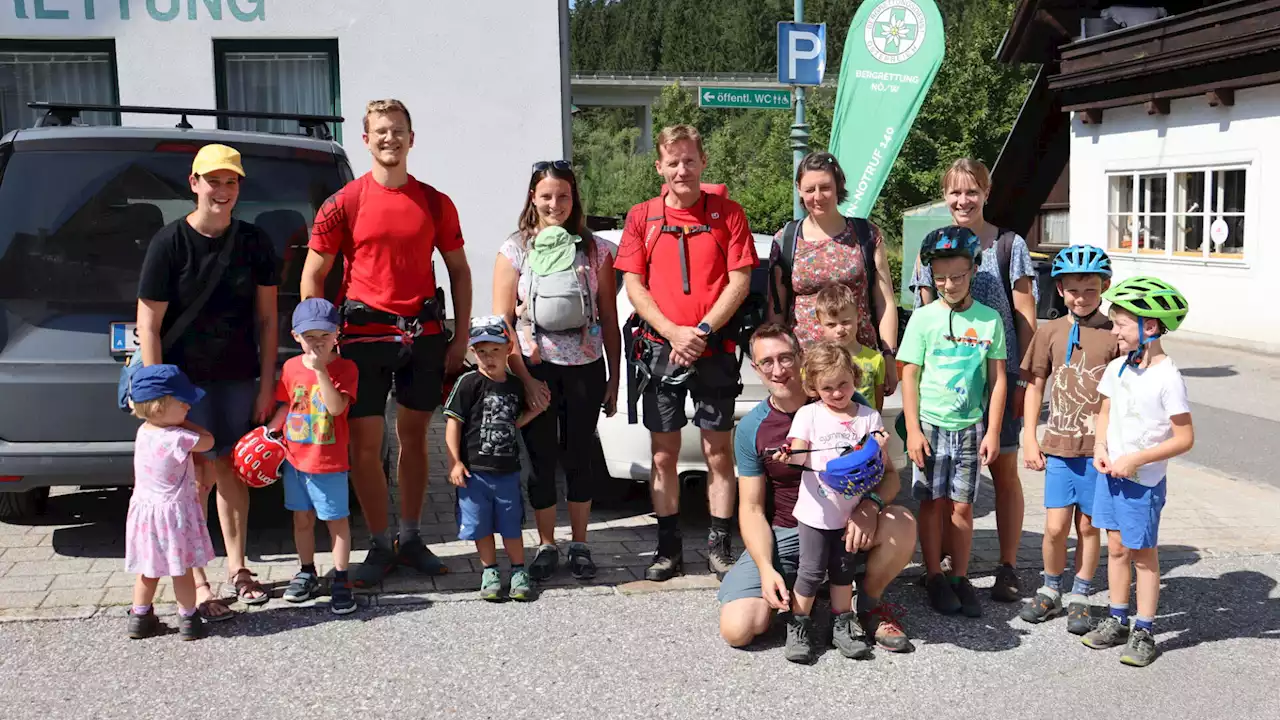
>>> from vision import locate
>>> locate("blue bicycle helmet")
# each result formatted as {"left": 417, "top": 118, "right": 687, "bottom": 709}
{"left": 1052, "top": 245, "right": 1112, "bottom": 278}
{"left": 920, "top": 226, "right": 982, "bottom": 265}
{"left": 818, "top": 436, "right": 885, "bottom": 498}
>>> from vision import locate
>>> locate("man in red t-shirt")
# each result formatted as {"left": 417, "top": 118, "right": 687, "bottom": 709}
{"left": 614, "top": 124, "right": 758, "bottom": 582}
{"left": 301, "top": 99, "right": 472, "bottom": 588}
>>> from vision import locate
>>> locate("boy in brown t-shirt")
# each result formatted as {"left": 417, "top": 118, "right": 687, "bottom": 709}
{"left": 1018, "top": 246, "right": 1120, "bottom": 634}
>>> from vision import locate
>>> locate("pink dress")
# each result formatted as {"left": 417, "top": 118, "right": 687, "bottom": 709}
{"left": 774, "top": 218, "right": 883, "bottom": 350}
{"left": 125, "top": 425, "right": 214, "bottom": 579}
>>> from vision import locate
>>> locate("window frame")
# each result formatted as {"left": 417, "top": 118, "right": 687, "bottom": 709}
{"left": 212, "top": 38, "right": 341, "bottom": 142}
{"left": 1105, "top": 164, "right": 1249, "bottom": 264}
{"left": 0, "top": 39, "right": 121, "bottom": 132}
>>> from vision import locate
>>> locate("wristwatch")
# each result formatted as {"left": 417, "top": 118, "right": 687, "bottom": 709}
{"left": 864, "top": 492, "right": 885, "bottom": 512}
{"left": 695, "top": 322, "right": 712, "bottom": 336}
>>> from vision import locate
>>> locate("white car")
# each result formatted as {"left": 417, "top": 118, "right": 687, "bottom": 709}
{"left": 593, "top": 230, "right": 906, "bottom": 485}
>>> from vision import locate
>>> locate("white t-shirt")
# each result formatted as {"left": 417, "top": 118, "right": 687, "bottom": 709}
{"left": 787, "top": 402, "right": 884, "bottom": 530}
{"left": 1096, "top": 357, "right": 1191, "bottom": 487}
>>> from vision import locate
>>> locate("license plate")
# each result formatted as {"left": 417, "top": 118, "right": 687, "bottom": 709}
{"left": 110, "top": 322, "right": 139, "bottom": 354}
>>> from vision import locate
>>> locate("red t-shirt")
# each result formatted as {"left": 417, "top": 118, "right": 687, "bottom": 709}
{"left": 309, "top": 173, "right": 465, "bottom": 331}
{"left": 275, "top": 355, "right": 359, "bottom": 474}
{"left": 613, "top": 191, "right": 758, "bottom": 328}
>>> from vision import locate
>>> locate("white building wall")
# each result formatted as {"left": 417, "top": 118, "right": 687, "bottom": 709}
{"left": 1069, "top": 85, "right": 1279, "bottom": 344}
{"left": 1, "top": 0, "right": 570, "bottom": 309}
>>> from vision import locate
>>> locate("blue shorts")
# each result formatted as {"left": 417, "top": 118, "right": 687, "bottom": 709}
{"left": 185, "top": 380, "right": 257, "bottom": 458}
{"left": 282, "top": 462, "right": 350, "bottom": 522}
{"left": 717, "top": 526, "right": 801, "bottom": 605}
{"left": 1091, "top": 475, "right": 1166, "bottom": 550}
{"left": 984, "top": 388, "right": 1022, "bottom": 455}
{"left": 456, "top": 470, "right": 524, "bottom": 541}
{"left": 1044, "top": 455, "right": 1100, "bottom": 516}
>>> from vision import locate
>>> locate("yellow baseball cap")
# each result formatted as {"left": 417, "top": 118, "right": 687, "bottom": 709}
{"left": 191, "top": 144, "right": 245, "bottom": 177}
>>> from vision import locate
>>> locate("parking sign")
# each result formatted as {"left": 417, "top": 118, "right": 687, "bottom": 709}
{"left": 778, "top": 22, "right": 827, "bottom": 86}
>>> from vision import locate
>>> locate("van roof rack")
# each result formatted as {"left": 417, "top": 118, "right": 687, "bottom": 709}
{"left": 26, "top": 102, "right": 344, "bottom": 140}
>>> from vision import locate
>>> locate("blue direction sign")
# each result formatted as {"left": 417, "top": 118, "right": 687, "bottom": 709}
{"left": 778, "top": 22, "right": 828, "bottom": 86}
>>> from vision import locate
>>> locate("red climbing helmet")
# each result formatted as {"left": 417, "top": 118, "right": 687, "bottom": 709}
{"left": 232, "top": 426, "right": 287, "bottom": 489}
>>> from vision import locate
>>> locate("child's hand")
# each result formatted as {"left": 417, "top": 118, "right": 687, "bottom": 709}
{"left": 448, "top": 462, "right": 470, "bottom": 488}
{"left": 1109, "top": 453, "right": 1140, "bottom": 480}
{"left": 979, "top": 432, "right": 999, "bottom": 466}
{"left": 1023, "top": 432, "right": 1046, "bottom": 471}
{"left": 769, "top": 444, "right": 792, "bottom": 463}
{"left": 1093, "top": 447, "right": 1112, "bottom": 476}
{"left": 906, "top": 430, "right": 931, "bottom": 469}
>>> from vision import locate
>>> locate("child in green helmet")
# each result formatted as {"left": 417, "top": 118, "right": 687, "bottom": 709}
{"left": 1083, "top": 276, "right": 1195, "bottom": 667}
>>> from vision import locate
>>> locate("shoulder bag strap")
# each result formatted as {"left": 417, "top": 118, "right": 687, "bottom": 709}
{"left": 160, "top": 219, "right": 239, "bottom": 350}
{"left": 777, "top": 219, "right": 800, "bottom": 319}
{"left": 996, "top": 228, "right": 1015, "bottom": 311}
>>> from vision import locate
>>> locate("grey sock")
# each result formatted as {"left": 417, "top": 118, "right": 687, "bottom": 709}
{"left": 398, "top": 517, "right": 421, "bottom": 543}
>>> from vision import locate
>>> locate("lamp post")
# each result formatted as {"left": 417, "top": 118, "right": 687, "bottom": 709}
{"left": 789, "top": 0, "right": 811, "bottom": 221}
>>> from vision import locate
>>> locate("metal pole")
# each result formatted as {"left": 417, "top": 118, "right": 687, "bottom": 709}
{"left": 789, "top": 0, "right": 811, "bottom": 221}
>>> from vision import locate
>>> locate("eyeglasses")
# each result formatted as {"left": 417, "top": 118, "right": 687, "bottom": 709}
{"left": 532, "top": 160, "right": 572, "bottom": 172}
{"left": 934, "top": 271, "right": 970, "bottom": 285}
{"left": 754, "top": 353, "right": 797, "bottom": 372}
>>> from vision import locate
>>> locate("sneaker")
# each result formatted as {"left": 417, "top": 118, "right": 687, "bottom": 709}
{"left": 707, "top": 531, "right": 734, "bottom": 580}
{"left": 330, "top": 580, "right": 357, "bottom": 616}
{"left": 990, "top": 563, "right": 1021, "bottom": 603}
{"left": 509, "top": 568, "right": 535, "bottom": 602}
{"left": 352, "top": 543, "right": 398, "bottom": 589}
{"left": 926, "top": 573, "right": 962, "bottom": 615}
{"left": 529, "top": 544, "right": 559, "bottom": 581}
{"left": 784, "top": 614, "right": 817, "bottom": 665}
{"left": 953, "top": 577, "right": 983, "bottom": 618}
{"left": 479, "top": 567, "right": 503, "bottom": 602}
{"left": 127, "top": 607, "right": 159, "bottom": 640}
{"left": 396, "top": 535, "right": 449, "bottom": 576}
{"left": 1120, "top": 627, "right": 1158, "bottom": 667}
{"left": 178, "top": 612, "right": 205, "bottom": 641}
{"left": 832, "top": 611, "right": 872, "bottom": 660}
{"left": 1065, "top": 595, "right": 1093, "bottom": 636}
{"left": 1019, "top": 589, "right": 1063, "bottom": 624}
{"left": 858, "top": 603, "right": 914, "bottom": 653}
{"left": 283, "top": 571, "right": 320, "bottom": 603}
{"left": 568, "top": 542, "right": 597, "bottom": 580}
{"left": 1082, "top": 615, "right": 1131, "bottom": 649}
{"left": 915, "top": 554, "right": 953, "bottom": 587}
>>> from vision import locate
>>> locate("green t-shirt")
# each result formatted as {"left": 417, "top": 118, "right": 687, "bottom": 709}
{"left": 898, "top": 300, "right": 1007, "bottom": 431}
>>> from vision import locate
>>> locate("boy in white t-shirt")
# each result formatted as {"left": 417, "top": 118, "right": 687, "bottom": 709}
{"left": 1085, "top": 277, "right": 1194, "bottom": 668}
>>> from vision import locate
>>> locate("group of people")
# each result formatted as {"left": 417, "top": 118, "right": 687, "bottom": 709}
{"left": 117, "top": 97, "right": 1194, "bottom": 670}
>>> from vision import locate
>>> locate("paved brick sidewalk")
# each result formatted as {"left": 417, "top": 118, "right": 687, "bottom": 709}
{"left": 3, "top": 414, "right": 1279, "bottom": 620}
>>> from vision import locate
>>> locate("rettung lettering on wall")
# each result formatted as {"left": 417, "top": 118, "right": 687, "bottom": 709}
{"left": 11, "top": 0, "right": 265, "bottom": 21}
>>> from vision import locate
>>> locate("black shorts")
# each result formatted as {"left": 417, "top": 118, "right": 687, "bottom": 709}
{"left": 342, "top": 332, "right": 448, "bottom": 419}
{"left": 642, "top": 350, "right": 741, "bottom": 433}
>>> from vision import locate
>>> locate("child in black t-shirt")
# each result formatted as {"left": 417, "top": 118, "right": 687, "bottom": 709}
{"left": 444, "top": 316, "right": 543, "bottom": 601}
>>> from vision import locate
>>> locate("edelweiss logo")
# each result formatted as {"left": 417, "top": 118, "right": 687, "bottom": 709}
{"left": 864, "top": 0, "right": 927, "bottom": 65}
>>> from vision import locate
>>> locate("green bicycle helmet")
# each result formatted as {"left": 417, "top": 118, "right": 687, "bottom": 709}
{"left": 1103, "top": 276, "right": 1189, "bottom": 332}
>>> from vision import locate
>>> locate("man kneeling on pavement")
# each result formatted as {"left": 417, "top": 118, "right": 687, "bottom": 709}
{"left": 718, "top": 324, "right": 917, "bottom": 653}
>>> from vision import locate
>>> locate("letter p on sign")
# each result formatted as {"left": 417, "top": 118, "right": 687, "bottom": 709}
{"left": 778, "top": 22, "right": 827, "bottom": 86}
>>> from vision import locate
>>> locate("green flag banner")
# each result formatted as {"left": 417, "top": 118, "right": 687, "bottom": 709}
{"left": 830, "top": 0, "right": 945, "bottom": 218}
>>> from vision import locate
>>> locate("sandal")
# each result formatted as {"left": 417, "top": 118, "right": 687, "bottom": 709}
{"left": 196, "top": 582, "right": 236, "bottom": 622}
{"left": 231, "top": 568, "right": 270, "bottom": 606}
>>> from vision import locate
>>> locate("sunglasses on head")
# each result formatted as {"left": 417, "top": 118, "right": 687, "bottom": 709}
{"left": 532, "top": 160, "right": 572, "bottom": 172}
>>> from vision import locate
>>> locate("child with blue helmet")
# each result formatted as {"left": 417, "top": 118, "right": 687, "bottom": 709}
{"left": 1019, "top": 245, "right": 1121, "bottom": 634}
{"left": 899, "top": 226, "right": 1008, "bottom": 618}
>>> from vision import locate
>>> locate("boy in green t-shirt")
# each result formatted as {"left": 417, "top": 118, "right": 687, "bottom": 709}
{"left": 899, "top": 227, "right": 1007, "bottom": 619}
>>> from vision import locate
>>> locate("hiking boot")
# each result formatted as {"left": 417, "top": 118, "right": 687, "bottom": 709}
{"left": 568, "top": 542, "right": 597, "bottom": 580}
{"left": 953, "top": 577, "right": 983, "bottom": 618}
{"left": 396, "top": 535, "right": 449, "bottom": 576}
{"left": 926, "top": 573, "right": 962, "bottom": 615}
{"left": 178, "top": 612, "right": 205, "bottom": 641}
{"left": 915, "top": 554, "right": 953, "bottom": 587}
{"left": 1065, "top": 594, "right": 1092, "bottom": 635}
{"left": 1082, "top": 616, "right": 1130, "bottom": 649}
{"left": 832, "top": 611, "right": 872, "bottom": 660}
{"left": 479, "top": 567, "right": 503, "bottom": 602}
{"left": 528, "top": 544, "right": 559, "bottom": 581}
{"left": 1120, "top": 627, "right": 1158, "bottom": 667}
{"left": 991, "top": 563, "right": 1021, "bottom": 603}
{"left": 283, "top": 571, "right": 320, "bottom": 603}
{"left": 509, "top": 568, "right": 535, "bottom": 602}
{"left": 707, "top": 531, "right": 734, "bottom": 580}
{"left": 645, "top": 534, "right": 683, "bottom": 582}
{"left": 859, "top": 603, "right": 914, "bottom": 653}
{"left": 1019, "top": 589, "right": 1063, "bottom": 624}
{"left": 784, "top": 614, "right": 817, "bottom": 665}
{"left": 352, "top": 543, "right": 398, "bottom": 589}
{"left": 127, "top": 607, "right": 159, "bottom": 640}
{"left": 330, "top": 580, "right": 357, "bottom": 616}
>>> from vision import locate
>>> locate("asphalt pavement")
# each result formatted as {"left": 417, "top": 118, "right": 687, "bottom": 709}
{"left": 3, "top": 554, "right": 1277, "bottom": 720}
